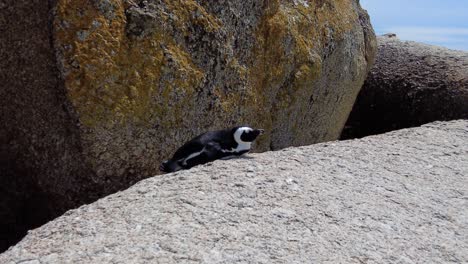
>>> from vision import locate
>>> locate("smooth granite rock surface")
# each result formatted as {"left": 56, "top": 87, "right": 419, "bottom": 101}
{"left": 1, "top": 120, "right": 467, "bottom": 263}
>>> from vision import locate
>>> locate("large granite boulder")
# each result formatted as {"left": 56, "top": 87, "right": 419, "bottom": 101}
{"left": 342, "top": 35, "right": 468, "bottom": 139}
{"left": 0, "top": 0, "right": 375, "bottom": 250}
{"left": 1, "top": 120, "right": 467, "bottom": 263}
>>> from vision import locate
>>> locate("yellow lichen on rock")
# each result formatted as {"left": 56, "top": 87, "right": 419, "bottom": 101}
{"left": 247, "top": 0, "right": 359, "bottom": 148}
{"left": 50, "top": 0, "right": 375, "bottom": 179}
{"left": 54, "top": 0, "right": 205, "bottom": 127}
{"left": 164, "top": 0, "right": 222, "bottom": 34}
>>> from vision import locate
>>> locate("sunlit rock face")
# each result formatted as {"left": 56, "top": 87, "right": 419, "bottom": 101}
{"left": 53, "top": 0, "right": 376, "bottom": 180}
{"left": 1, "top": 0, "right": 375, "bottom": 251}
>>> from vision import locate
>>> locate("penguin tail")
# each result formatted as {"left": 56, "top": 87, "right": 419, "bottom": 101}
{"left": 159, "top": 161, "right": 169, "bottom": 172}
{"left": 160, "top": 160, "right": 182, "bottom": 173}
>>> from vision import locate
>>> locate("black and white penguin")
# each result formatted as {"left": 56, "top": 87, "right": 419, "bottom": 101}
{"left": 160, "top": 126, "right": 265, "bottom": 173}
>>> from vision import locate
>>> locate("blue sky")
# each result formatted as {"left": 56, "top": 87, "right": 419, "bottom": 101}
{"left": 360, "top": 0, "right": 468, "bottom": 51}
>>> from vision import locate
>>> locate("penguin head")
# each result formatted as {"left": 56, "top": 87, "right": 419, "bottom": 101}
{"left": 232, "top": 126, "right": 265, "bottom": 143}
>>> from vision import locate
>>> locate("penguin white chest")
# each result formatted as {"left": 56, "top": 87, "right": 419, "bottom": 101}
{"left": 235, "top": 142, "right": 251, "bottom": 152}
{"left": 222, "top": 142, "right": 251, "bottom": 154}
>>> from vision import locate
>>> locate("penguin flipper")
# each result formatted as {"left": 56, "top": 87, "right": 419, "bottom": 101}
{"left": 172, "top": 140, "right": 205, "bottom": 162}
{"left": 184, "top": 142, "right": 223, "bottom": 168}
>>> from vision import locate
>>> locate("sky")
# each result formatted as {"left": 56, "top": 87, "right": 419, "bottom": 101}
{"left": 360, "top": 0, "right": 468, "bottom": 51}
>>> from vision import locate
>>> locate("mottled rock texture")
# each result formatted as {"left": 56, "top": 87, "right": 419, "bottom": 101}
{"left": 1, "top": 0, "right": 375, "bottom": 251}
{"left": 1, "top": 120, "right": 467, "bottom": 263}
{"left": 54, "top": 0, "right": 376, "bottom": 178}
{"left": 342, "top": 35, "right": 468, "bottom": 139}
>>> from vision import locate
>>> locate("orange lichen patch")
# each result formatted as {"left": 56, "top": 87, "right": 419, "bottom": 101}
{"left": 54, "top": 0, "right": 205, "bottom": 127}
{"left": 164, "top": 0, "right": 222, "bottom": 34}
{"left": 247, "top": 0, "right": 358, "bottom": 140}
{"left": 227, "top": 58, "right": 248, "bottom": 80}
{"left": 164, "top": 44, "right": 204, "bottom": 95}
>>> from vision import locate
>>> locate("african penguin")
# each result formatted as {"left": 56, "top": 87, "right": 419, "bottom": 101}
{"left": 160, "top": 126, "right": 265, "bottom": 173}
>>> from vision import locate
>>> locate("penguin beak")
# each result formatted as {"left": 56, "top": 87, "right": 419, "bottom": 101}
{"left": 256, "top": 129, "right": 265, "bottom": 135}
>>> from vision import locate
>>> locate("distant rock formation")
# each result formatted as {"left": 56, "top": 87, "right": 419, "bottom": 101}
{"left": 0, "top": 0, "right": 376, "bottom": 251}
{"left": 1, "top": 120, "right": 467, "bottom": 263}
{"left": 342, "top": 35, "right": 468, "bottom": 139}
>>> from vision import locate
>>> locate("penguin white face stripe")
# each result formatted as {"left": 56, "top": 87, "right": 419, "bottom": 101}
{"left": 233, "top": 127, "right": 253, "bottom": 151}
